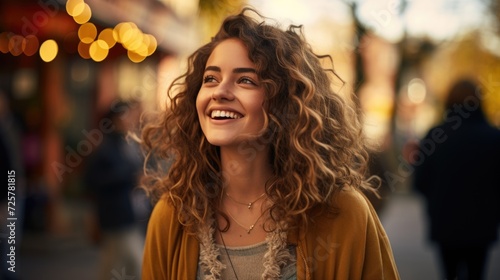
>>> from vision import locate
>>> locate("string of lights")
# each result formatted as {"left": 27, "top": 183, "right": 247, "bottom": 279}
{"left": 0, "top": 0, "right": 158, "bottom": 63}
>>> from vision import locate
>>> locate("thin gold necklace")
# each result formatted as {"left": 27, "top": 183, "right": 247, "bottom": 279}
{"left": 224, "top": 204, "right": 266, "bottom": 234}
{"left": 225, "top": 191, "right": 266, "bottom": 209}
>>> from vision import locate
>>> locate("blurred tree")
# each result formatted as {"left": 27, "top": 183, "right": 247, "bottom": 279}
{"left": 419, "top": 31, "right": 500, "bottom": 127}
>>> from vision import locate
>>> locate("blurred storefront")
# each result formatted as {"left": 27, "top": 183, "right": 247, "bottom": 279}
{"left": 0, "top": 0, "right": 202, "bottom": 234}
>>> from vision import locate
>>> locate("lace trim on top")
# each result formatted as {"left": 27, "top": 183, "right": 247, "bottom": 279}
{"left": 197, "top": 214, "right": 295, "bottom": 279}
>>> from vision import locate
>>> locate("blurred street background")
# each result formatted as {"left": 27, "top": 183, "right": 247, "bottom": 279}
{"left": 1, "top": 0, "right": 500, "bottom": 279}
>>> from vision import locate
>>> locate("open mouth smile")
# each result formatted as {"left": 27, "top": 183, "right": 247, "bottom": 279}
{"left": 210, "top": 110, "right": 243, "bottom": 120}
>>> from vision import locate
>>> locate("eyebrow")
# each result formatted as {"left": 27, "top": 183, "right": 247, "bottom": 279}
{"left": 204, "top": 66, "right": 257, "bottom": 74}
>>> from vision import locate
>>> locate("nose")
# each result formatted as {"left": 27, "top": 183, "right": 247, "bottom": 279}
{"left": 211, "top": 82, "right": 234, "bottom": 101}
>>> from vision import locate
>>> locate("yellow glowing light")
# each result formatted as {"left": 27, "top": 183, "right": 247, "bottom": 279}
{"left": 0, "top": 32, "right": 9, "bottom": 54}
{"left": 112, "top": 22, "right": 126, "bottom": 43}
{"left": 408, "top": 78, "right": 427, "bottom": 104}
{"left": 141, "top": 33, "right": 150, "bottom": 45}
{"left": 123, "top": 29, "right": 143, "bottom": 51}
{"left": 40, "top": 39, "right": 58, "bottom": 62}
{"left": 145, "top": 34, "right": 157, "bottom": 56}
{"left": 115, "top": 22, "right": 139, "bottom": 45}
{"left": 8, "top": 35, "right": 24, "bottom": 56}
{"left": 73, "top": 3, "right": 92, "bottom": 24}
{"left": 89, "top": 40, "right": 108, "bottom": 62}
{"left": 98, "top": 28, "right": 116, "bottom": 49}
{"left": 23, "top": 35, "right": 39, "bottom": 56}
{"left": 70, "top": 2, "right": 86, "bottom": 17}
{"left": 117, "top": 22, "right": 139, "bottom": 46}
{"left": 78, "top": 23, "right": 97, "bottom": 44}
{"left": 127, "top": 50, "right": 146, "bottom": 63}
{"left": 97, "top": 39, "right": 109, "bottom": 49}
{"left": 134, "top": 42, "right": 148, "bottom": 57}
{"left": 78, "top": 41, "right": 91, "bottom": 59}
{"left": 66, "top": 0, "right": 84, "bottom": 16}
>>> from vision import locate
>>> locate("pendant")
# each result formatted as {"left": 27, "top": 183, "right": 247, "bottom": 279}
{"left": 247, "top": 224, "right": 254, "bottom": 234}
{"left": 247, "top": 203, "right": 252, "bottom": 209}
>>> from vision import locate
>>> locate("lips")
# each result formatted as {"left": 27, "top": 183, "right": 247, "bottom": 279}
{"left": 210, "top": 110, "right": 243, "bottom": 119}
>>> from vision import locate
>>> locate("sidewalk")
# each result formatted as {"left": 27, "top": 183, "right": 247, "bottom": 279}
{"left": 16, "top": 192, "right": 500, "bottom": 280}
{"left": 19, "top": 234, "right": 99, "bottom": 280}
{"left": 381, "top": 191, "right": 500, "bottom": 280}
{"left": 17, "top": 198, "right": 100, "bottom": 280}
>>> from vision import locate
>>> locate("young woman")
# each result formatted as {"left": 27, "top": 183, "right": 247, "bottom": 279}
{"left": 141, "top": 8, "right": 399, "bottom": 280}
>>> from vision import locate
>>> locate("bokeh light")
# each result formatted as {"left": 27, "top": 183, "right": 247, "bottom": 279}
{"left": 23, "top": 35, "right": 39, "bottom": 56}
{"left": 134, "top": 42, "right": 148, "bottom": 57}
{"left": 89, "top": 40, "right": 109, "bottom": 62}
{"left": 39, "top": 39, "right": 58, "bottom": 62}
{"left": 127, "top": 49, "right": 146, "bottom": 63}
{"left": 98, "top": 28, "right": 116, "bottom": 49}
{"left": 408, "top": 78, "right": 427, "bottom": 104}
{"left": 111, "top": 21, "right": 158, "bottom": 60}
{"left": 73, "top": 3, "right": 92, "bottom": 24}
{"left": 78, "top": 23, "right": 97, "bottom": 44}
{"left": 145, "top": 34, "right": 157, "bottom": 56}
{"left": 66, "top": 0, "right": 85, "bottom": 16}
{"left": 122, "top": 28, "right": 142, "bottom": 51}
{"left": 78, "top": 41, "right": 91, "bottom": 59}
{"left": 0, "top": 32, "right": 10, "bottom": 54}
{"left": 114, "top": 22, "right": 137, "bottom": 43}
{"left": 8, "top": 35, "right": 24, "bottom": 56}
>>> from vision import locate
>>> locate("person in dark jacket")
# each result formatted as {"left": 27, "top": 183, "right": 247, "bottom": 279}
{"left": 84, "top": 100, "right": 145, "bottom": 280}
{"left": 414, "top": 78, "right": 500, "bottom": 280}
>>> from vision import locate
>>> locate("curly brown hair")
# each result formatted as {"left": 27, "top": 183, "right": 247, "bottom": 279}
{"left": 141, "top": 7, "right": 377, "bottom": 234}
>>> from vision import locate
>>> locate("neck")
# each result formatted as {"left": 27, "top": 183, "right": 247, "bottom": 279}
{"left": 220, "top": 145, "right": 273, "bottom": 198}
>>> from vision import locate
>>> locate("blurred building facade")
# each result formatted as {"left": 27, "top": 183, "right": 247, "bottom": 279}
{"left": 0, "top": 0, "right": 203, "bottom": 235}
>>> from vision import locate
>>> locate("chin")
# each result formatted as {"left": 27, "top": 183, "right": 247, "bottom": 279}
{"left": 205, "top": 136, "right": 237, "bottom": 147}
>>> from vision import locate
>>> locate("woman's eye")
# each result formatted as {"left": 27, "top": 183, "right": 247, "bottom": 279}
{"left": 238, "top": 77, "right": 256, "bottom": 85}
{"left": 203, "top": 75, "right": 217, "bottom": 83}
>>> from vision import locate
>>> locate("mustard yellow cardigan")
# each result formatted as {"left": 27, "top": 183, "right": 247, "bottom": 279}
{"left": 142, "top": 187, "right": 400, "bottom": 279}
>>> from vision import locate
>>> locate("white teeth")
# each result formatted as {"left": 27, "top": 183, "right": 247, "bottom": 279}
{"left": 211, "top": 110, "right": 242, "bottom": 119}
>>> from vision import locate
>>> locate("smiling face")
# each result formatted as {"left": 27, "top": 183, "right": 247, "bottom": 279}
{"left": 196, "top": 38, "right": 267, "bottom": 148}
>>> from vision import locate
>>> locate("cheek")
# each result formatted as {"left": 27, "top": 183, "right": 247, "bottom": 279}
{"left": 247, "top": 94, "right": 266, "bottom": 115}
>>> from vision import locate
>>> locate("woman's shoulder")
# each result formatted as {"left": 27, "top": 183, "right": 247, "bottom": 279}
{"left": 334, "top": 187, "right": 373, "bottom": 215}
{"left": 313, "top": 187, "right": 376, "bottom": 229}
{"left": 307, "top": 186, "right": 384, "bottom": 241}
{"left": 143, "top": 194, "right": 199, "bottom": 279}
{"left": 147, "top": 195, "right": 179, "bottom": 230}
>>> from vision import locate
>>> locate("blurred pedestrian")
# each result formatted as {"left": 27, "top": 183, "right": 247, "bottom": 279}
{"left": 414, "top": 78, "right": 500, "bottom": 280}
{"left": 84, "top": 100, "right": 145, "bottom": 280}
{"left": 141, "top": 8, "right": 399, "bottom": 279}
